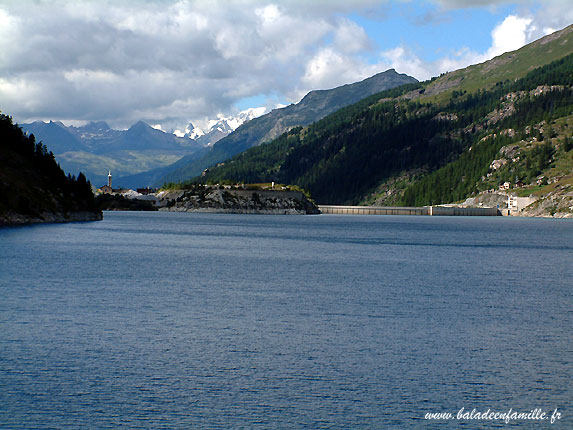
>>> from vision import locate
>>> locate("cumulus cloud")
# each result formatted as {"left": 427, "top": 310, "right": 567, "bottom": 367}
{"left": 333, "top": 18, "right": 372, "bottom": 54}
{"left": 487, "top": 15, "right": 533, "bottom": 57}
{"left": 433, "top": 0, "right": 573, "bottom": 37}
{"left": 0, "top": 0, "right": 570, "bottom": 131}
{"left": 1, "top": 0, "right": 383, "bottom": 129}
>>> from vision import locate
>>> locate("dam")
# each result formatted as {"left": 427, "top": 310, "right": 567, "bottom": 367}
{"left": 318, "top": 205, "right": 500, "bottom": 216}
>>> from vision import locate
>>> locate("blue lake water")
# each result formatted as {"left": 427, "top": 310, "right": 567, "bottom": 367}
{"left": 0, "top": 211, "right": 571, "bottom": 429}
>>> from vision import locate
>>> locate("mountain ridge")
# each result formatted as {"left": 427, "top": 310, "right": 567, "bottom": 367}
{"left": 20, "top": 119, "right": 205, "bottom": 187}
{"left": 422, "top": 24, "right": 573, "bottom": 101}
{"left": 19, "top": 107, "right": 273, "bottom": 188}
{"left": 148, "top": 68, "right": 418, "bottom": 186}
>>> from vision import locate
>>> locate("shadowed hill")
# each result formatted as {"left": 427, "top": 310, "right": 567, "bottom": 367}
{"left": 0, "top": 114, "right": 102, "bottom": 225}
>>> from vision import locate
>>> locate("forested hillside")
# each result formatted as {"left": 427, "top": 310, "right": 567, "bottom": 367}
{"left": 402, "top": 57, "right": 573, "bottom": 206}
{"left": 0, "top": 115, "right": 102, "bottom": 225}
{"left": 186, "top": 52, "right": 572, "bottom": 210}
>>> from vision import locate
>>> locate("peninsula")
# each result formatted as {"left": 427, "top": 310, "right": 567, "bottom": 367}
{"left": 95, "top": 184, "right": 320, "bottom": 215}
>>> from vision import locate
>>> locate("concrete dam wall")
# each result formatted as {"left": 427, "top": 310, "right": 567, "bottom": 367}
{"left": 318, "top": 205, "right": 500, "bottom": 216}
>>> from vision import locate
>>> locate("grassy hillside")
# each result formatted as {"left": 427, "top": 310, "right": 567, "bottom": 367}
{"left": 422, "top": 24, "right": 573, "bottom": 102}
{"left": 401, "top": 55, "right": 573, "bottom": 207}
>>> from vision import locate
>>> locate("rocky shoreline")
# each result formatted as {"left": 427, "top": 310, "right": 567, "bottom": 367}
{"left": 0, "top": 211, "right": 103, "bottom": 226}
{"left": 460, "top": 191, "right": 572, "bottom": 218}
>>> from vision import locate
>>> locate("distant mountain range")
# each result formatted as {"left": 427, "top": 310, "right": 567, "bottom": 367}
{"left": 20, "top": 120, "right": 203, "bottom": 187}
{"left": 19, "top": 107, "right": 269, "bottom": 188}
{"left": 178, "top": 107, "right": 269, "bottom": 146}
{"left": 20, "top": 69, "right": 417, "bottom": 189}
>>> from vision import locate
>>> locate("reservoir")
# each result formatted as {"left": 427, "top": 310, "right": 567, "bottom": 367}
{"left": 0, "top": 212, "right": 571, "bottom": 429}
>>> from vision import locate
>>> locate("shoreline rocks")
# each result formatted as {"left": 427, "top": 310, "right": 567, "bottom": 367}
{"left": 0, "top": 210, "right": 103, "bottom": 226}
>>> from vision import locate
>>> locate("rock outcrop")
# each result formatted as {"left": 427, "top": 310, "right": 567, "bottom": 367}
{"left": 156, "top": 187, "right": 319, "bottom": 215}
{"left": 519, "top": 191, "right": 573, "bottom": 218}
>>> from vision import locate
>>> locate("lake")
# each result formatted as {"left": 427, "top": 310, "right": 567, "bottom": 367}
{"left": 0, "top": 212, "right": 571, "bottom": 429}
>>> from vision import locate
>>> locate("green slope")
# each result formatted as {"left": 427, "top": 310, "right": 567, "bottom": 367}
{"left": 422, "top": 24, "right": 573, "bottom": 102}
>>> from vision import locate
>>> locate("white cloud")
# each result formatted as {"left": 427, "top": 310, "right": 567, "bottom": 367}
{"left": 0, "top": 0, "right": 571, "bottom": 131}
{"left": 487, "top": 15, "right": 533, "bottom": 57}
{"left": 302, "top": 48, "right": 352, "bottom": 90}
{"left": 379, "top": 46, "right": 428, "bottom": 80}
{"left": 333, "top": 18, "right": 372, "bottom": 54}
{"left": 432, "top": 0, "right": 573, "bottom": 40}
{"left": 256, "top": 4, "right": 281, "bottom": 23}
{"left": 2, "top": 0, "right": 381, "bottom": 129}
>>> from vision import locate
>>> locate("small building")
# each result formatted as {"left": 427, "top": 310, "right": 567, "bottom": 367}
{"left": 508, "top": 195, "right": 537, "bottom": 212}
{"left": 137, "top": 187, "right": 157, "bottom": 195}
{"left": 97, "top": 171, "right": 114, "bottom": 194}
{"left": 98, "top": 185, "right": 113, "bottom": 194}
{"left": 499, "top": 181, "right": 511, "bottom": 190}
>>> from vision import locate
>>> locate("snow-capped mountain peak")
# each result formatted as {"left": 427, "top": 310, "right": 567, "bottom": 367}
{"left": 174, "top": 107, "right": 268, "bottom": 146}
{"left": 174, "top": 122, "right": 203, "bottom": 139}
{"left": 222, "top": 107, "right": 267, "bottom": 131}
{"left": 188, "top": 124, "right": 205, "bottom": 140}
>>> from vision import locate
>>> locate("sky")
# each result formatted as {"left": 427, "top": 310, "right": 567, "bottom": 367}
{"left": 0, "top": 0, "right": 571, "bottom": 132}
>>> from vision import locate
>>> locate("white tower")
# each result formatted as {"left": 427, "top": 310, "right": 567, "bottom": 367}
{"left": 108, "top": 171, "right": 112, "bottom": 188}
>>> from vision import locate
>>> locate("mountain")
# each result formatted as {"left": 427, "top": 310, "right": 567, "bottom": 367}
{"left": 20, "top": 120, "right": 205, "bottom": 188}
{"left": 0, "top": 114, "right": 101, "bottom": 225}
{"left": 111, "top": 147, "right": 211, "bottom": 189}
{"left": 177, "top": 107, "right": 269, "bottom": 146}
{"left": 68, "top": 120, "right": 117, "bottom": 143}
{"left": 19, "top": 106, "right": 270, "bottom": 188}
{"left": 151, "top": 69, "right": 418, "bottom": 185}
{"left": 21, "top": 121, "right": 87, "bottom": 153}
{"left": 190, "top": 25, "right": 573, "bottom": 216}
{"left": 101, "top": 121, "right": 198, "bottom": 152}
